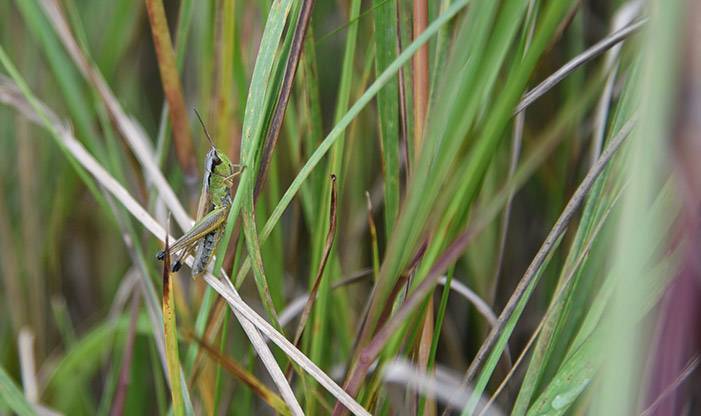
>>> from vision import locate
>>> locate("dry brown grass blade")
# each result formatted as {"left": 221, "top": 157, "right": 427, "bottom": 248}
{"left": 412, "top": 0, "right": 429, "bottom": 163}
{"left": 417, "top": 300, "right": 436, "bottom": 416}
{"left": 186, "top": 297, "right": 227, "bottom": 388}
{"left": 412, "top": 6, "right": 434, "bottom": 395}
{"left": 144, "top": 0, "right": 199, "bottom": 201}
{"left": 190, "top": 335, "right": 293, "bottom": 416}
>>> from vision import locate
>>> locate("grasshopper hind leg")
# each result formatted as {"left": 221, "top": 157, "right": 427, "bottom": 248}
{"left": 156, "top": 206, "right": 229, "bottom": 276}
{"left": 171, "top": 246, "right": 195, "bottom": 272}
{"left": 156, "top": 244, "right": 195, "bottom": 272}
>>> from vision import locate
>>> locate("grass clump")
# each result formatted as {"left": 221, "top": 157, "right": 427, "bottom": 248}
{"left": 0, "top": 0, "right": 696, "bottom": 415}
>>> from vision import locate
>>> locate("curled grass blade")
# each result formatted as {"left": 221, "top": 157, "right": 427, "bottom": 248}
{"left": 292, "top": 175, "right": 338, "bottom": 346}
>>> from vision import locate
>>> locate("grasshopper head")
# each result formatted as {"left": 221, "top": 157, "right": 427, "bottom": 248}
{"left": 204, "top": 148, "right": 236, "bottom": 209}
{"left": 205, "top": 147, "right": 234, "bottom": 177}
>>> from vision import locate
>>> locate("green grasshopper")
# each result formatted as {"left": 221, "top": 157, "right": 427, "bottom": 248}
{"left": 157, "top": 110, "right": 244, "bottom": 279}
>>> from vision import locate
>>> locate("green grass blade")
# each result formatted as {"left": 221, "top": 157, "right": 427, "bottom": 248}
{"left": 462, "top": 238, "right": 562, "bottom": 415}
{"left": 0, "top": 365, "right": 38, "bottom": 416}
{"left": 373, "top": 0, "right": 400, "bottom": 235}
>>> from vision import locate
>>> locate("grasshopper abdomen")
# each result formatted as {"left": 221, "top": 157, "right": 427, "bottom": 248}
{"left": 192, "top": 226, "right": 224, "bottom": 277}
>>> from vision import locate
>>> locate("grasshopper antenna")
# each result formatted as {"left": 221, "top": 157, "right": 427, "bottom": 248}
{"left": 194, "top": 108, "right": 216, "bottom": 148}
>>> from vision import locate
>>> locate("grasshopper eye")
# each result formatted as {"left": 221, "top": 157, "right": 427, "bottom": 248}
{"left": 211, "top": 153, "right": 222, "bottom": 167}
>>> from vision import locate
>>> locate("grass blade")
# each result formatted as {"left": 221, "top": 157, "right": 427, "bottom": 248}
{"left": 0, "top": 366, "right": 38, "bottom": 416}
{"left": 144, "top": 0, "right": 199, "bottom": 199}
{"left": 191, "top": 336, "right": 293, "bottom": 416}
{"left": 373, "top": 0, "right": 400, "bottom": 234}
{"left": 161, "top": 227, "right": 185, "bottom": 416}
{"left": 461, "top": 114, "right": 637, "bottom": 413}
{"left": 292, "top": 175, "right": 338, "bottom": 346}
{"left": 254, "top": 0, "right": 316, "bottom": 201}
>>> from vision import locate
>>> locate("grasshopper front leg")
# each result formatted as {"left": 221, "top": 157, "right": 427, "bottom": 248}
{"left": 157, "top": 205, "right": 229, "bottom": 273}
{"left": 222, "top": 164, "right": 246, "bottom": 187}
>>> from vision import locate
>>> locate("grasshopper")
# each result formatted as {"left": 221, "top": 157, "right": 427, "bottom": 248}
{"left": 157, "top": 110, "right": 244, "bottom": 278}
